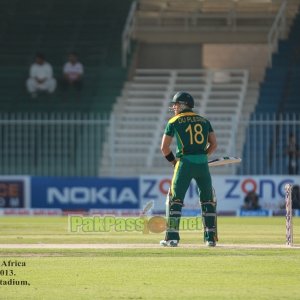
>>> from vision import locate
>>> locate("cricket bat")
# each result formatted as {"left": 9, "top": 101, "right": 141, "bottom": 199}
{"left": 208, "top": 156, "right": 241, "bottom": 167}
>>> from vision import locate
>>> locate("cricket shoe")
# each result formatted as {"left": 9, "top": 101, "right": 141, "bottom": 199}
{"left": 206, "top": 241, "right": 216, "bottom": 247}
{"left": 160, "top": 240, "right": 178, "bottom": 247}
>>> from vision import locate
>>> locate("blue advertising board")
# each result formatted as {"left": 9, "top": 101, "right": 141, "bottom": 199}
{"left": 140, "top": 175, "right": 300, "bottom": 212}
{"left": 31, "top": 177, "right": 140, "bottom": 210}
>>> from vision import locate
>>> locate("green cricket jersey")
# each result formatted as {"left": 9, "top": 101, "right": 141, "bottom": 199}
{"left": 164, "top": 109, "right": 213, "bottom": 161}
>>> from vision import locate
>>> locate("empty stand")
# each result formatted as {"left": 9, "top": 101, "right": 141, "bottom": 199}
{"left": 0, "top": 0, "right": 133, "bottom": 113}
{"left": 0, "top": 0, "right": 133, "bottom": 176}
{"left": 132, "top": 0, "right": 299, "bottom": 36}
{"left": 241, "top": 7, "right": 300, "bottom": 175}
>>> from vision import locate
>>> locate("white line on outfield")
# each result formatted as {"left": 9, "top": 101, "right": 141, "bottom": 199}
{"left": 0, "top": 244, "right": 299, "bottom": 249}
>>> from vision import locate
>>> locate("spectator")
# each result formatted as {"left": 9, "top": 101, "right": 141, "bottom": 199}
{"left": 62, "top": 52, "right": 84, "bottom": 93}
{"left": 292, "top": 185, "right": 300, "bottom": 209}
{"left": 242, "top": 190, "right": 261, "bottom": 210}
{"left": 286, "top": 133, "right": 299, "bottom": 175}
{"left": 26, "top": 53, "right": 57, "bottom": 98}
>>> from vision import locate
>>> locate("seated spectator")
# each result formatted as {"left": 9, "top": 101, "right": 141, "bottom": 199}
{"left": 242, "top": 190, "right": 261, "bottom": 210}
{"left": 292, "top": 185, "right": 300, "bottom": 209}
{"left": 26, "top": 53, "right": 57, "bottom": 98}
{"left": 286, "top": 133, "right": 299, "bottom": 175}
{"left": 62, "top": 52, "right": 84, "bottom": 92}
{"left": 279, "top": 185, "right": 300, "bottom": 210}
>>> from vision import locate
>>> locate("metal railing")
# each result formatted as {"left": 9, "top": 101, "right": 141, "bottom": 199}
{"left": 122, "top": 1, "right": 137, "bottom": 67}
{"left": 0, "top": 113, "right": 299, "bottom": 176}
{"left": 0, "top": 113, "right": 110, "bottom": 176}
{"left": 267, "top": 0, "right": 287, "bottom": 66}
{"left": 239, "top": 114, "right": 300, "bottom": 175}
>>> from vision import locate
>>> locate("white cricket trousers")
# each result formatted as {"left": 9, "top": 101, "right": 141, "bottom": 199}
{"left": 26, "top": 78, "right": 57, "bottom": 93}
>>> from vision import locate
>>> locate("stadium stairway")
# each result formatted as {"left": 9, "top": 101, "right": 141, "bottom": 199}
{"left": 99, "top": 68, "right": 249, "bottom": 176}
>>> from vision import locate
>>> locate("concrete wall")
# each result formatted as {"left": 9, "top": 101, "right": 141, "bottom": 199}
{"left": 203, "top": 44, "right": 269, "bottom": 82}
{"left": 136, "top": 43, "right": 202, "bottom": 69}
{"left": 134, "top": 42, "right": 269, "bottom": 82}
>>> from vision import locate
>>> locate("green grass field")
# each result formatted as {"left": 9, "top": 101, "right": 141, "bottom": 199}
{"left": 0, "top": 216, "right": 300, "bottom": 300}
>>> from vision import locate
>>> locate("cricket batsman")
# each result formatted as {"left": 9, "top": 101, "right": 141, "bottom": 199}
{"left": 160, "top": 91, "right": 218, "bottom": 247}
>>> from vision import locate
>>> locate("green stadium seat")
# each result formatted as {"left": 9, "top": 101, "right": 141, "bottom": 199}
{"left": 0, "top": 0, "right": 133, "bottom": 114}
{"left": 0, "top": 0, "right": 134, "bottom": 175}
